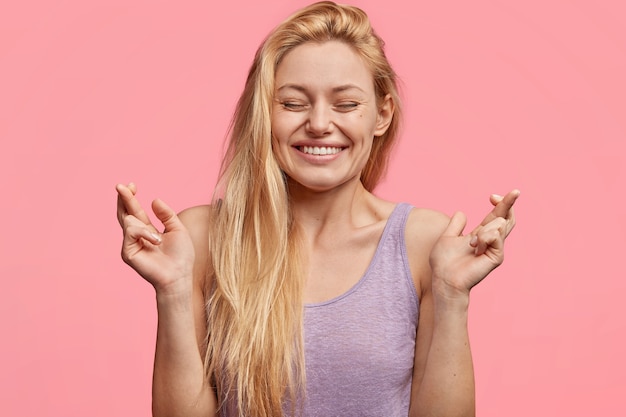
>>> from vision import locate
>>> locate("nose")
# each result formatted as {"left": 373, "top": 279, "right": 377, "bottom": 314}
{"left": 306, "top": 104, "right": 333, "bottom": 137}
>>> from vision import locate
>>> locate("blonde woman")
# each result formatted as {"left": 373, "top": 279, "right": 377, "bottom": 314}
{"left": 116, "top": 2, "right": 519, "bottom": 416}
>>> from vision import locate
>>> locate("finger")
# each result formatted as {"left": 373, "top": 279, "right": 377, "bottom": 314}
{"left": 122, "top": 214, "right": 162, "bottom": 242}
{"left": 489, "top": 193, "right": 503, "bottom": 206}
{"left": 504, "top": 206, "right": 516, "bottom": 237}
{"left": 116, "top": 186, "right": 127, "bottom": 227}
{"left": 121, "top": 222, "right": 162, "bottom": 264}
{"left": 116, "top": 183, "right": 152, "bottom": 225}
{"left": 474, "top": 217, "right": 506, "bottom": 256}
{"left": 496, "top": 190, "right": 519, "bottom": 237}
{"left": 442, "top": 211, "right": 467, "bottom": 237}
{"left": 123, "top": 220, "right": 163, "bottom": 245}
{"left": 152, "top": 198, "right": 185, "bottom": 232}
{"left": 492, "top": 189, "right": 520, "bottom": 219}
{"left": 474, "top": 189, "right": 520, "bottom": 234}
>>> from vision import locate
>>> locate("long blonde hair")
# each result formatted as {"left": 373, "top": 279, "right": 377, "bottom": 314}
{"left": 205, "top": 2, "right": 402, "bottom": 416}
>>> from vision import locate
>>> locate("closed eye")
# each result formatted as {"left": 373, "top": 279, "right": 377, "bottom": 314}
{"left": 281, "top": 102, "right": 308, "bottom": 110}
{"left": 335, "top": 102, "right": 360, "bottom": 111}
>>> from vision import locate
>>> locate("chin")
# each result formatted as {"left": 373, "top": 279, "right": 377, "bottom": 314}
{"left": 286, "top": 174, "right": 359, "bottom": 194}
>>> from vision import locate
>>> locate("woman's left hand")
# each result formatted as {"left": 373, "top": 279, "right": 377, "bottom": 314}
{"left": 429, "top": 189, "right": 520, "bottom": 299}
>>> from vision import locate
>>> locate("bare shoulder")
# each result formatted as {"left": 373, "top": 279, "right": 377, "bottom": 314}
{"left": 178, "top": 205, "right": 212, "bottom": 243}
{"left": 405, "top": 207, "right": 450, "bottom": 245}
{"left": 178, "top": 205, "right": 213, "bottom": 287}
{"left": 404, "top": 207, "right": 450, "bottom": 295}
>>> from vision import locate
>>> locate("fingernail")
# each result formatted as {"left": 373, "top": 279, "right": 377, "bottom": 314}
{"left": 492, "top": 194, "right": 503, "bottom": 200}
{"left": 151, "top": 233, "right": 162, "bottom": 243}
{"left": 470, "top": 235, "right": 478, "bottom": 246}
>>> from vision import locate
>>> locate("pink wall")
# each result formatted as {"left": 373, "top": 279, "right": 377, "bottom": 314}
{"left": 1, "top": 0, "right": 624, "bottom": 415}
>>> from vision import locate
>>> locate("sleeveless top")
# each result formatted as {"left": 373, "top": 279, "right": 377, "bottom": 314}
{"left": 219, "top": 203, "right": 419, "bottom": 417}
{"left": 299, "top": 202, "right": 419, "bottom": 416}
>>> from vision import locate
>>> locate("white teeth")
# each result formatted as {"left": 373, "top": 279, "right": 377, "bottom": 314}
{"left": 300, "top": 146, "right": 342, "bottom": 155}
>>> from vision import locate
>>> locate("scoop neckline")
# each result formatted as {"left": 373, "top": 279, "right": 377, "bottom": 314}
{"left": 304, "top": 203, "right": 404, "bottom": 308}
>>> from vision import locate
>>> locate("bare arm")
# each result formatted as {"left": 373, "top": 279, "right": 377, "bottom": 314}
{"left": 408, "top": 190, "right": 519, "bottom": 417}
{"left": 116, "top": 183, "right": 217, "bottom": 417}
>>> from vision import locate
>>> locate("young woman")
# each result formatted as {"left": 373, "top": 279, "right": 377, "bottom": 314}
{"left": 116, "top": 2, "right": 519, "bottom": 416}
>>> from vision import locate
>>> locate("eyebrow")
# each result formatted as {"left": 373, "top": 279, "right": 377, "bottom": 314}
{"left": 276, "top": 83, "right": 366, "bottom": 93}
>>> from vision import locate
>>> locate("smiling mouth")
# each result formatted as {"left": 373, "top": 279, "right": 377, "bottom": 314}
{"left": 298, "top": 146, "right": 344, "bottom": 155}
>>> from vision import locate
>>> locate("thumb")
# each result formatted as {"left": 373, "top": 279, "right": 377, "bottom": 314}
{"left": 151, "top": 198, "right": 183, "bottom": 232}
{"left": 442, "top": 211, "right": 467, "bottom": 237}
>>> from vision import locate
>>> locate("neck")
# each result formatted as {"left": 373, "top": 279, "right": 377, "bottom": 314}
{"left": 288, "top": 177, "right": 374, "bottom": 237}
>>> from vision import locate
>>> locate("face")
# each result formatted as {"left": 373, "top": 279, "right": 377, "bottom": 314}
{"left": 271, "top": 41, "right": 393, "bottom": 193}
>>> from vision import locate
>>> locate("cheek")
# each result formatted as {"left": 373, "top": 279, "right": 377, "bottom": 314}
{"left": 269, "top": 131, "right": 289, "bottom": 171}
{"left": 270, "top": 121, "right": 287, "bottom": 152}
{"left": 271, "top": 113, "right": 297, "bottom": 142}
{"left": 338, "top": 112, "right": 378, "bottom": 140}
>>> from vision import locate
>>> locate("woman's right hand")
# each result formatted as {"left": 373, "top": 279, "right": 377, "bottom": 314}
{"left": 116, "top": 183, "right": 195, "bottom": 295}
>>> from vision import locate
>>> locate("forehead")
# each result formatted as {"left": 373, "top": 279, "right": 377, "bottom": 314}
{"left": 275, "top": 41, "right": 375, "bottom": 93}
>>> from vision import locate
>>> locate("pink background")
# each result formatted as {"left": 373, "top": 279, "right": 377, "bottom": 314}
{"left": 1, "top": 0, "right": 625, "bottom": 415}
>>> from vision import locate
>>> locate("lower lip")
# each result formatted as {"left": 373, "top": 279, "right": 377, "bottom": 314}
{"left": 294, "top": 147, "right": 344, "bottom": 164}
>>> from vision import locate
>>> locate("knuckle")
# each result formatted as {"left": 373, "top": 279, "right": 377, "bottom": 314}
{"left": 122, "top": 215, "right": 137, "bottom": 228}
{"left": 118, "top": 210, "right": 129, "bottom": 222}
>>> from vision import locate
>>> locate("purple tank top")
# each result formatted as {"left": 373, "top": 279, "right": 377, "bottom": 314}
{"left": 219, "top": 204, "right": 419, "bottom": 417}
{"left": 300, "top": 203, "right": 419, "bottom": 416}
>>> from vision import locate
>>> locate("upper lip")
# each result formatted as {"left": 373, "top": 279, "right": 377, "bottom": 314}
{"left": 292, "top": 141, "right": 347, "bottom": 148}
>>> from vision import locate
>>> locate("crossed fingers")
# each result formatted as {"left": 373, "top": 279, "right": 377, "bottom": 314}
{"left": 469, "top": 189, "right": 520, "bottom": 256}
{"left": 473, "top": 189, "right": 519, "bottom": 237}
{"left": 116, "top": 183, "right": 153, "bottom": 227}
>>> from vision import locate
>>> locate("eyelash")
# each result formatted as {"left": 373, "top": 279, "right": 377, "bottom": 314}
{"left": 281, "top": 102, "right": 306, "bottom": 110}
{"left": 336, "top": 102, "right": 359, "bottom": 110}
{"left": 279, "top": 101, "right": 360, "bottom": 111}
